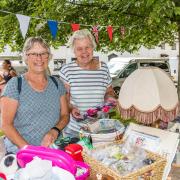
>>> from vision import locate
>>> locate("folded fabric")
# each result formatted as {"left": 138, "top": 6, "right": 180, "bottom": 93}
{"left": 15, "top": 157, "right": 52, "bottom": 180}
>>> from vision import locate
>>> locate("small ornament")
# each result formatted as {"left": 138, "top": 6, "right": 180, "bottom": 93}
{"left": 120, "top": 26, "right": 125, "bottom": 39}
{"left": 92, "top": 26, "right": 99, "bottom": 43}
{"left": 65, "top": 144, "right": 83, "bottom": 161}
{"left": 96, "top": 173, "right": 102, "bottom": 180}
{"left": 82, "top": 101, "right": 116, "bottom": 120}
{"left": 143, "top": 158, "right": 155, "bottom": 165}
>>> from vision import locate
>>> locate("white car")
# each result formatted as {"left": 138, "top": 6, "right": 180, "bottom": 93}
{"left": 109, "top": 58, "right": 171, "bottom": 96}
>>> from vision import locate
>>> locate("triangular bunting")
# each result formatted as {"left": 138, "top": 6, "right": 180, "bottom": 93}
{"left": 120, "top": 26, "right": 125, "bottom": 39}
{"left": 16, "top": 14, "right": 30, "bottom": 39}
{"left": 92, "top": 26, "right": 99, "bottom": 43}
{"left": 71, "top": 23, "right": 80, "bottom": 31}
{"left": 47, "top": 20, "right": 58, "bottom": 39}
{"left": 107, "top": 25, "right": 113, "bottom": 42}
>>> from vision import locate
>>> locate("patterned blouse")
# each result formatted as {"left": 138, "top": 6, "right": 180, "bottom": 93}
{"left": 2, "top": 74, "right": 66, "bottom": 153}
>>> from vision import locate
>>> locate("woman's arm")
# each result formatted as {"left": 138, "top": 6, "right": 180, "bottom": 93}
{"left": 55, "top": 94, "right": 70, "bottom": 130}
{"left": 9, "top": 70, "right": 17, "bottom": 77}
{"left": 1, "top": 97, "right": 28, "bottom": 148}
{"left": 41, "top": 94, "right": 70, "bottom": 146}
{"left": 0, "top": 80, "right": 6, "bottom": 85}
{"left": 104, "top": 85, "right": 117, "bottom": 101}
{"left": 0, "top": 74, "right": 4, "bottom": 82}
{"left": 0, "top": 75, "right": 6, "bottom": 85}
{"left": 64, "top": 83, "right": 82, "bottom": 119}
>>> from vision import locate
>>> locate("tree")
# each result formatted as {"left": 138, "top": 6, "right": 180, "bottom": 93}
{"left": 0, "top": 0, "right": 179, "bottom": 52}
{"left": 173, "top": 0, "right": 180, "bottom": 99}
{"left": 1, "top": 0, "right": 180, "bottom": 97}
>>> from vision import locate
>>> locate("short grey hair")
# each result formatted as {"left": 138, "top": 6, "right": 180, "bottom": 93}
{"left": 68, "top": 29, "right": 97, "bottom": 50}
{"left": 22, "top": 37, "right": 52, "bottom": 63}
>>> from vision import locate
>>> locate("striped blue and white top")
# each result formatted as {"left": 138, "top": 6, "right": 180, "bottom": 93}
{"left": 59, "top": 60, "right": 112, "bottom": 137}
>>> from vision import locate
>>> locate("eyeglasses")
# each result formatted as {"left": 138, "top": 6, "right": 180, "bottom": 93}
{"left": 75, "top": 45, "right": 93, "bottom": 52}
{"left": 26, "top": 52, "right": 49, "bottom": 59}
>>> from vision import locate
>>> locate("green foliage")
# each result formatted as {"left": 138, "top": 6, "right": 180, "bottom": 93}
{"left": 0, "top": 0, "right": 179, "bottom": 53}
{"left": 175, "top": 7, "right": 180, "bottom": 15}
{"left": 109, "top": 108, "right": 137, "bottom": 127}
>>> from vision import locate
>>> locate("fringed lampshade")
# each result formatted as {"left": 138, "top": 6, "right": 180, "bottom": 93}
{"left": 118, "top": 67, "right": 179, "bottom": 125}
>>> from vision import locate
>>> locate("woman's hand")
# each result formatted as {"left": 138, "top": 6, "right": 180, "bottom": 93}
{"left": 41, "top": 129, "right": 58, "bottom": 147}
{"left": 104, "top": 85, "right": 117, "bottom": 105}
{"left": 71, "top": 106, "right": 83, "bottom": 120}
{"left": 105, "top": 96, "right": 117, "bottom": 105}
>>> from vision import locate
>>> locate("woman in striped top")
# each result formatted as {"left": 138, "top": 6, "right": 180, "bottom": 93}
{"left": 59, "top": 29, "right": 116, "bottom": 137}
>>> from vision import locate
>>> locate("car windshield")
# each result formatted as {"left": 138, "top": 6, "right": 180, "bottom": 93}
{"left": 108, "top": 62, "right": 127, "bottom": 75}
{"left": 140, "top": 62, "right": 169, "bottom": 73}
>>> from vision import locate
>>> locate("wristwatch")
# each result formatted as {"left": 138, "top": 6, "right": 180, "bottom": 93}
{"left": 51, "top": 127, "right": 61, "bottom": 137}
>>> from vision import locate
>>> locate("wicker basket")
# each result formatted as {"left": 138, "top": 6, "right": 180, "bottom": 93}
{"left": 83, "top": 142, "right": 166, "bottom": 180}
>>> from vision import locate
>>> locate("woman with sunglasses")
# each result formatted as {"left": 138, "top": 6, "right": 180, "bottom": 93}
{"left": 0, "top": 37, "right": 69, "bottom": 153}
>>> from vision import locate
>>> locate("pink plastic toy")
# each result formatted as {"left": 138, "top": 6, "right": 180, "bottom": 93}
{"left": 75, "top": 161, "right": 90, "bottom": 180}
{"left": 16, "top": 145, "right": 89, "bottom": 180}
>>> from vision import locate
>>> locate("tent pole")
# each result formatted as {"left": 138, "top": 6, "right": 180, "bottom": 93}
{"left": 177, "top": 22, "right": 180, "bottom": 102}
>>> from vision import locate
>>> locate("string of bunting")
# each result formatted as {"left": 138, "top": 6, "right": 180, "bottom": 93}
{"left": 0, "top": 9, "right": 126, "bottom": 42}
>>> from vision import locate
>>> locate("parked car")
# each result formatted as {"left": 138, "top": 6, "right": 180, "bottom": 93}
{"left": 169, "top": 57, "right": 178, "bottom": 87}
{"left": 110, "top": 58, "right": 171, "bottom": 96}
{"left": 108, "top": 58, "right": 130, "bottom": 78}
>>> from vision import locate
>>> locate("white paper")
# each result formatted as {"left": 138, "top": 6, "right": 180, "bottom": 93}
{"left": 126, "top": 130, "right": 161, "bottom": 152}
{"left": 123, "top": 123, "right": 179, "bottom": 180}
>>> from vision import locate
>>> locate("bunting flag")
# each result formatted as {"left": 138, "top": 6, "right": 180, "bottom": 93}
{"left": 107, "top": 25, "right": 113, "bottom": 42}
{"left": 47, "top": 20, "right": 58, "bottom": 39}
{"left": 2, "top": 10, "right": 129, "bottom": 43}
{"left": 16, "top": 14, "right": 30, "bottom": 39}
{"left": 120, "top": 26, "right": 125, "bottom": 39}
{"left": 92, "top": 26, "right": 99, "bottom": 43}
{"left": 71, "top": 23, "right": 80, "bottom": 31}
{"left": 35, "top": 22, "right": 46, "bottom": 32}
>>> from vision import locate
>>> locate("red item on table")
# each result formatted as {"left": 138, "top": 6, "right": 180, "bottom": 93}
{"left": 65, "top": 144, "right": 83, "bottom": 162}
{"left": 0, "top": 173, "right": 7, "bottom": 180}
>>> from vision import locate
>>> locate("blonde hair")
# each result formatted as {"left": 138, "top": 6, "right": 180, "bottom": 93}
{"left": 68, "top": 29, "right": 97, "bottom": 50}
{"left": 22, "top": 37, "right": 52, "bottom": 63}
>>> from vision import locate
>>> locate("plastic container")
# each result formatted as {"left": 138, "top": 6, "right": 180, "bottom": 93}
{"left": 16, "top": 145, "right": 89, "bottom": 180}
{"left": 65, "top": 144, "right": 83, "bottom": 162}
